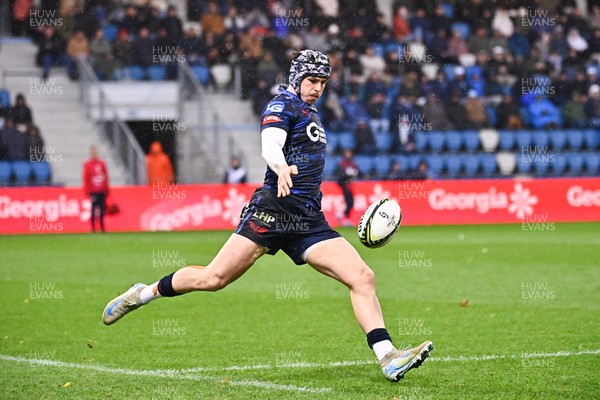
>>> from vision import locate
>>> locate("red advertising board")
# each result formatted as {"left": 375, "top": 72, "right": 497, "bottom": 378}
{"left": 0, "top": 178, "right": 599, "bottom": 234}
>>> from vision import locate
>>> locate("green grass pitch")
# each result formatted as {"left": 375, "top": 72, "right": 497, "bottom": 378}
{"left": 1, "top": 223, "right": 599, "bottom": 399}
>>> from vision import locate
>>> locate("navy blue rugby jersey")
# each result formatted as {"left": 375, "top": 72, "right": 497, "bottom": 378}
{"left": 260, "top": 88, "right": 327, "bottom": 210}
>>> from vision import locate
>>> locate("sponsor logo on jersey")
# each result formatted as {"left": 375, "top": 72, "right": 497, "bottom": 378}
{"left": 249, "top": 221, "right": 269, "bottom": 233}
{"left": 305, "top": 122, "right": 326, "bottom": 143}
{"left": 261, "top": 115, "right": 283, "bottom": 125}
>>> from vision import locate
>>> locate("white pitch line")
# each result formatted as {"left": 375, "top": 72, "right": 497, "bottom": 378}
{"left": 0, "top": 355, "right": 332, "bottom": 394}
{"left": 170, "top": 348, "right": 600, "bottom": 373}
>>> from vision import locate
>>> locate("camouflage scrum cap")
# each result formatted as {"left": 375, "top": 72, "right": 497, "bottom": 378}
{"left": 288, "top": 49, "right": 331, "bottom": 93}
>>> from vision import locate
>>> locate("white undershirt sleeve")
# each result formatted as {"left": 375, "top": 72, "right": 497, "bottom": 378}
{"left": 261, "top": 126, "right": 288, "bottom": 175}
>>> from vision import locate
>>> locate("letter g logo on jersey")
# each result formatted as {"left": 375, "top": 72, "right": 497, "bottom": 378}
{"left": 266, "top": 101, "right": 285, "bottom": 113}
{"left": 306, "top": 122, "right": 326, "bottom": 143}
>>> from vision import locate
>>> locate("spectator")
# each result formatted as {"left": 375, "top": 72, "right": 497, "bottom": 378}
{"left": 252, "top": 78, "right": 272, "bottom": 116}
{"left": 584, "top": 84, "right": 600, "bottom": 128}
{"left": 464, "top": 90, "right": 489, "bottom": 128}
{"left": 354, "top": 119, "right": 376, "bottom": 155}
{"left": 365, "top": 93, "right": 389, "bottom": 134}
{"left": 527, "top": 95, "right": 562, "bottom": 129}
{"left": 83, "top": 146, "right": 110, "bottom": 233}
{"left": 223, "top": 156, "right": 247, "bottom": 184}
{"left": 303, "top": 26, "right": 328, "bottom": 53}
{"left": 468, "top": 26, "right": 490, "bottom": 56}
{"left": 27, "top": 125, "right": 45, "bottom": 162}
{"left": 566, "top": 28, "right": 588, "bottom": 54}
{"left": 386, "top": 160, "right": 405, "bottom": 180}
{"left": 66, "top": 29, "right": 89, "bottom": 80}
{"left": 363, "top": 71, "right": 387, "bottom": 99}
{"left": 1, "top": 118, "right": 28, "bottom": 161}
{"left": 339, "top": 92, "right": 369, "bottom": 130}
{"left": 562, "top": 92, "right": 587, "bottom": 129}
{"left": 200, "top": 2, "right": 226, "bottom": 38}
{"left": 447, "top": 66, "right": 469, "bottom": 98}
{"left": 146, "top": 141, "right": 174, "bottom": 184}
{"left": 37, "top": 27, "right": 67, "bottom": 80}
{"left": 9, "top": 94, "right": 33, "bottom": 125}
{"left": 133, "top": 27, "right": 154, "bottom": 67}
{"left": 508, "top": 24, "right": 530, "bottom": 62}
{"left": 446, "top": 29, "right": 469, "bottom": 62}
{"left": 335, "top": 149, "right": 359, "bottom": 225}
{"left": 422, "top": 94, "right": 450, "bottom": 131}
{"left": 120, "top": 6, "right": 140, "bottom": 35}
{"left": 160, "top": 5, "right": 183, "bottom": 43}
{"left": 393, "top": 6, "right": 411, "bottom": 41}
{"left": 224, "top": 6, "right": 247, "bottom": 36}
{"left": 360, "top": 46, "right": 386, "bottom": 79}
{"left": 12, "top": 0, "right": 32, "bottom": 36}
{"left": 181, "top": 26, "right": 204, "bottom": 66}
{"left": 491, "top": 7, "right": 513, "bottom": 38}
{"left": 113, "top": 31, "right": 134, "bottom": 69}
{"left": 496, "top": 94, "right": 523, "bottom": 130}
{"left": 90, "top": 28, "right": 114, "bottom": 80}
{"left": 447, "top": 92, "right": 473, "bottom": 130}
{"left": 409, "top": 160, "right": 429, "bottom": 180}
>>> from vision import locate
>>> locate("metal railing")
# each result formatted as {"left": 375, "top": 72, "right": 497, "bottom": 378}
{"left": 177, "top": 62, "right": 242, "bottom": 181}
{"left": 78, "top": 59, "right": 146, "bottom": 185}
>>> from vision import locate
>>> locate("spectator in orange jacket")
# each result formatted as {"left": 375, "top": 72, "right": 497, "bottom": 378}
{"left": 146, "top": 141, "right": 174, "bottom": 185}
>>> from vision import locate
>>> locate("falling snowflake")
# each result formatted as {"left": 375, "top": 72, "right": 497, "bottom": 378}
{"left": 222, "top": 188, "right": 249, "bottom": 226}
{"left": 508, "top": 183, "right": 538, "bottom": 220}
{"left": 368, "top": 184, "right": 392, "bottom": 204}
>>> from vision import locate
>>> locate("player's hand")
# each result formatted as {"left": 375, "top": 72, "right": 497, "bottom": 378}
{"left": 277, "top": 164, "right": 298, "bottom": 197}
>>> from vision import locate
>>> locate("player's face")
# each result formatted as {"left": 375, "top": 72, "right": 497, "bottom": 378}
{"left": 300, "top": 76, "right": 328, "bottom": 105}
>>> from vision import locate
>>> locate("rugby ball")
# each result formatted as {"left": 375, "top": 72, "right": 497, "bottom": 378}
{"left": 357, "top": 199, "right": 402, "bottom": 248}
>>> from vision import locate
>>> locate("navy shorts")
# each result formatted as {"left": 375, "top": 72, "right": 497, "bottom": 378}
{"left": 235, "top": 188, "right": 341, "bottom": 265}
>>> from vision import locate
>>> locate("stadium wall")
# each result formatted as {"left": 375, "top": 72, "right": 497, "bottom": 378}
{"left": 0, "top": 178, "right": 599, "bottom": 234}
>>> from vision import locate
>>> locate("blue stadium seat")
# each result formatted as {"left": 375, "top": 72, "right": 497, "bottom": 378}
{"left": 124, "top": 66, "right": 145, "bottom": 80}
{"left": 337, "top": 132, "right": 356, "bottom": 151}
{"left": 0, "top": 89, "right": 10, "bottom": 108}
{"left": 372, "top": 43, "right": 385, "bottom": 57}
{"left": 354, "top": 155, "right": 374, "bottom": 176}
{"left": 408, "top": 154, "right": 422, "bottom": 171}
{"left": 463, "top": 154, "right": 479, "bottom": 177}
{"left": 323, "top": 156, "right": 339, "bottom": 179}
{"left": 549, "top": 130, "right": 567, "bottom": 150}
{"left": 534, "top": 155, "right": 552, "bottom": 176}
{"left": 103, "top": 24, "right": 118, "bottom": 42}
{"left": 451, "top": 22, "right": 470, "bottom": 39}
{"left": 551, "top": 153, "right": 567, "bottom": 176}
{"left": 583, "top": 129, "right": 599, "bottom": 149}
{"left": 567, "top": 130, "right": 585, "bottom": 150}
{"left": 326, "top": 133, "right": 339, "bottom": 154}
{"left": 516, "top": 153, "right": 534, "bottom": 174}
{"left": 414, "top": 132, "right": 428, "bottom": 152}
{"left": 532, "top": 131, "right": 550, "bottom": 149}
{"left": 31, "top": 161, "right": 51, "bottom": 185}
{"left": 567, "top": 153, "right": 584, "bottom": 175}
{"left": 514, "top": 130, "right": 533, "bottom": 151}
{"left": 374, "top": 133, "right": 394, "bottom": 153}
{"left": 445, "top": 131, "right": 463, "bottom": 152}
{"left": 395, "top": 155, "right": 410, "bottom": 172}
{"left": 0, "top": 161, "right": 11, "bottom": 185}
{"left": 428, "top": 131, "right": 446, "bottom": 153}
{"left": 192, "top": 65, "right": 210, "bottom": 85}
{"left": 583, "top": 152, "right": 600, "bottom": 175}
{"left": 480, "top": 154, "right": 497, "bottom": 177}
{"left": 445, "top": 155, "right": 462, "bottom": 178}
{"left": 374, "top": 156, "right": 392, "bottom": 178}
{"left": 463, "top": 130, "right": 480, "bottom": 152}
{"left": 146, "top": 66, "right": 166, "bottom": 81}
{"left": 498, "top": 130, "right": 515, "bottom": 151}
{"left": 12, "top": 161, "right": 32, "bottom": 185}
{"left": 425, "top": 155, "right": 444, "bottom": 178}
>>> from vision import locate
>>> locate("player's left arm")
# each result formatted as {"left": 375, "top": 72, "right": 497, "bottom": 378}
{"left": 261, "top": 126, "right": 298, "bottom": 197}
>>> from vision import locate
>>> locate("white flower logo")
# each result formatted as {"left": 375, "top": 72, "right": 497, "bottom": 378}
{"left": 222, "top": 188, "right": 249, "bottom": 226}
{"left": 508, "top": 183, "right": 538, "bottom": 219}
{"left": 368, "top": 183, "right": 392, "bottom": 204}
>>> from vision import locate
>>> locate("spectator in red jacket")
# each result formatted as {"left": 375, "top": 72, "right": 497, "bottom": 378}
{"left": 83, "top": 146, "right": 110, "bottom": 232}
{"left": 146, "top": 141, "right": 174, "bottom": 185}
{"left": 335, "top": 149, "right": 361, "bottom": 226}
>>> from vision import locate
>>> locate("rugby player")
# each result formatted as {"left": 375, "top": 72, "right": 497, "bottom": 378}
{"left": 102, "top": 50, "right": 433, "bottom": 382}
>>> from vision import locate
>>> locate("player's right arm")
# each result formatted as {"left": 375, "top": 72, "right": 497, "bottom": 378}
{"left": 261, "top": 126, "right": 298, "bottom": 197}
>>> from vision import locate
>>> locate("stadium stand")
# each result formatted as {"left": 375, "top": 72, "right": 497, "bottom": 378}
{"left": 2, "top": 0, "right": 600, "bottom": 183}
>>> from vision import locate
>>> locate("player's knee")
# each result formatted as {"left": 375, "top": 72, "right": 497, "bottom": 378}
{"left": 350, "top": 266, "right": 376, "bottom": 290}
